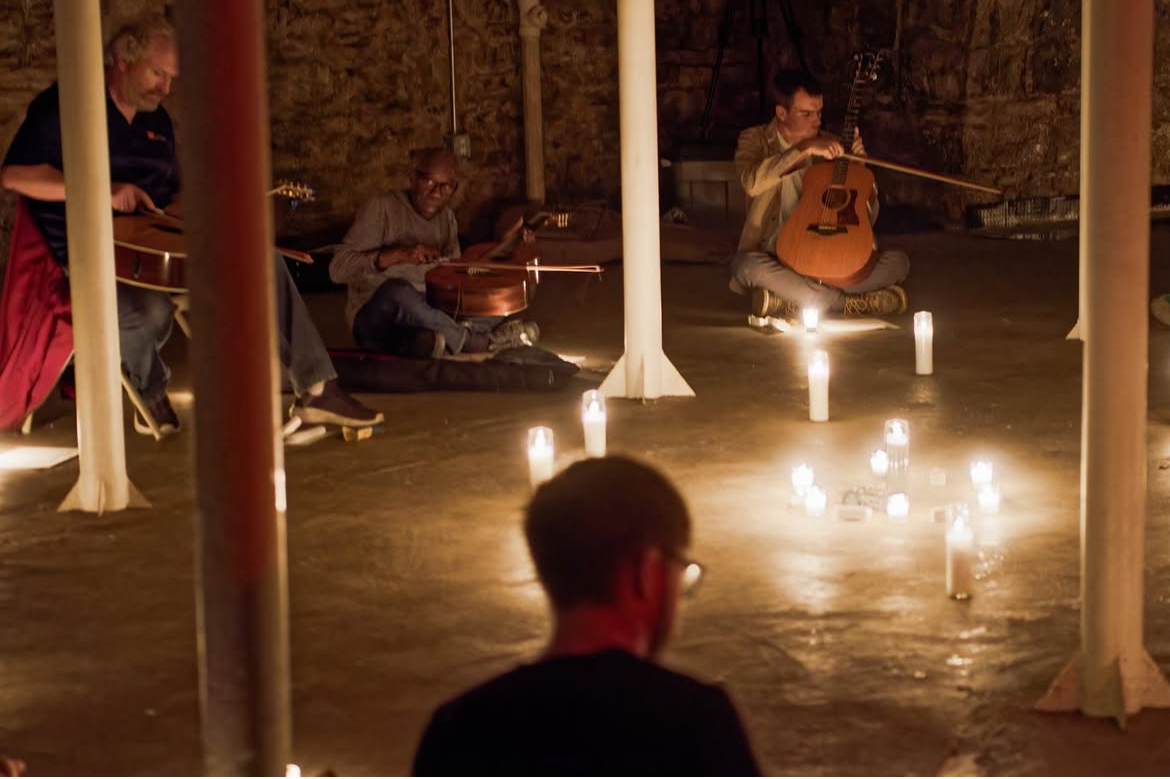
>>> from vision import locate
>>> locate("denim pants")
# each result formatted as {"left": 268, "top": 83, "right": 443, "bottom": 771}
{"left": 354, "top": 278, "right": 499, "bottom": 355}
{"left": 117, "top": 255, "right": 336, "bottom": 399}
{"left": 729, "top": 248, "right": 910, "bottom": 311}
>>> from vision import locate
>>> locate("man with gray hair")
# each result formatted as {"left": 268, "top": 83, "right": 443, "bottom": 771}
{"left": 1, "top": 14, "right": 382, "bottom": 434}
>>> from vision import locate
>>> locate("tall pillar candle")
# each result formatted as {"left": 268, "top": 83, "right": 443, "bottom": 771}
{"left": 884, "top": 418, "right": 910, "bottom": 493}
{"left": 581, "top": 390, "right": 607, "bottom": 458}
{"left": 946, "top": 510, "right": 976, "bottom": 600}
{"left": 527, "top": 426, "right": 555, "bottom": 487}
{"left": 914, "top": 311, "right": 934, "bottom": 375}
{"left": 808, "top": 349, "right": 830, "bottom": 422}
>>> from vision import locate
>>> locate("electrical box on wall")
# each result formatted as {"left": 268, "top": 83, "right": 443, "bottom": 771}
{"left": 447, "top": 133, "right": 471, "bottom": 159}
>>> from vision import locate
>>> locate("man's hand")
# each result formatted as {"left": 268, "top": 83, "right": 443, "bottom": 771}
{"left": 111, "top": 182, "right": 158, "bottom": 213}
{"left": 850, "top": 127, "right": 866, "bottom": 157}
{"left": 376, "top": 243, "right": 441, "bottom": 269}
{"left": 799, "top": 136, "right": 845, "bottom": 160}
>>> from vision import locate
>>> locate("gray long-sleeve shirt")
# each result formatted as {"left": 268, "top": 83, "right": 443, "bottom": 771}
{"left": 329, "top": 190, "right": 461, "bottom": 327}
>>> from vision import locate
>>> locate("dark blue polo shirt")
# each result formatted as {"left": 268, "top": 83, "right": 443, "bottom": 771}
{"left": 2, "top": 82, "right": 181, "bottom": 266}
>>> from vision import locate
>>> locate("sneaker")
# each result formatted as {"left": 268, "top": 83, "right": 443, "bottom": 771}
{"left": 842, "top": 284, "right": 908, "bottom": 317}
{"left": 1152, "top": 294, "right": 1170, "bottom": 327}
{"left": 489, "top": 319, "right": 540, "bottom": 350}
{"left": 134, "top": 392, "right": 180, "bottom": 436}
{"left": 291, "top": 380, "right": 384, "bottom": 428}
{"left": 750, "top": 287, "right": 797, "bottom": 319}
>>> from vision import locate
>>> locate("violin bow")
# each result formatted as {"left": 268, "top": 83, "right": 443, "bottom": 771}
{"left": 839, "top": 153, "right": 1003, "bottom": 196}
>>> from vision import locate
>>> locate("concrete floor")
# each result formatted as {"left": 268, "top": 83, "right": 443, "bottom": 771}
{"left": 2, "top": 226, "right": 1170, "bottom": 775}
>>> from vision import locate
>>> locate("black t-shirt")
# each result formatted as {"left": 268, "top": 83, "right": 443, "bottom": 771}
{"left": 2, "top": 82, "right": 181, "bottom": 265}
{"left": 412, "top": 649, "right": 761, "bottom": 776}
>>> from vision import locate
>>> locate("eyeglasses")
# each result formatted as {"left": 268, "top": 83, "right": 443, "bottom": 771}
{"left": 665, "top": 551, "right": 705, "bottom": 598}
{"left": 416, "top": 171, "right": 457, "bottom": 196}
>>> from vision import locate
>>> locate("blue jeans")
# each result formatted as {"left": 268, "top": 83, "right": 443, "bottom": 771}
{"left": 117, "top": 256, "right": 336, "bottom": 399}
{"left": 354, "top": 278, "right": 499, "bottom": 355}
{"left": 729, "top": 248, "right": 910, "bottom": 311}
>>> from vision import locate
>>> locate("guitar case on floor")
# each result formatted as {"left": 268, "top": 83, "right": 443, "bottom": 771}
{"left": 328, "top": 345, "right": 580, "bottom": 393}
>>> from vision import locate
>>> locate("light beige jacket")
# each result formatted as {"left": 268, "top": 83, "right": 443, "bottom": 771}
{"left": 734, "top": 119, "right": 879, "bottom": 253}
{"left": 734, "top": 118, "right": 809, "bottom": 252}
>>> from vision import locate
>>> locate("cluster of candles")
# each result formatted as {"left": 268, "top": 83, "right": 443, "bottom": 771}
{"left": 801, "top": 311, "right": 934, "bottom": 422}
{"left": 790, "top": 416, "right": 999, "bottom": 601}
{"left": 526, "top": 390, "right": 609, "bottom": 487}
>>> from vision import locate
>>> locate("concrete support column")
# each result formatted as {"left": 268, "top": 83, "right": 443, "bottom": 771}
{"left": 599, "top": 0, "right": 693, "bottom": 400}
{"left": 53, "top": 0, "right": 145, "bottom": 514}
{"left": 1038, "top": 0, "right": 1170, "bottom": 724}
{"left": 174, "top": 1, "right": 291, "bottom": 773}
{"left": 517, "top": 0, "right": 547, "bottom": 204}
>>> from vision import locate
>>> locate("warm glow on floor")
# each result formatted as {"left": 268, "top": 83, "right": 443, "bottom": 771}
{"left": 0, "top": 446, "right": 78, "bottom": 471}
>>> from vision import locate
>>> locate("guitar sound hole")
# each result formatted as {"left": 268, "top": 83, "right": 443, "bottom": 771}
{"left": 821, "top": 187, "right": 850, "bottom": 211}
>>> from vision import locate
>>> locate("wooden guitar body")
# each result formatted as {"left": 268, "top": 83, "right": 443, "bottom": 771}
{"left": 774, "top": 160, "right": 877, "bottom": 288}
{"left": 425, "top": 242, "right": 540, "bottom": 318}
{"left": 113, "top": 215, "right": 189, "bottom": 292}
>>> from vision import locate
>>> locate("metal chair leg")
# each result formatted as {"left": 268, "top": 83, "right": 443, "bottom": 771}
{"left": 120, "top": 374, "right": 163, "bottom": 441}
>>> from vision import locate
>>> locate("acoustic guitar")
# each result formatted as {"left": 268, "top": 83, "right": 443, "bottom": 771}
{"left": 113, "top": 180, "right": 316, "bottom": 293}
{"left": 774, "top": 52, "right": 883, "bottom": 287}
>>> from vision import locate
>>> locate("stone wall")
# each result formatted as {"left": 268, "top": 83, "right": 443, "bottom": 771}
{"left": 1, "top": 0, "right": 1169, "bottom": 249}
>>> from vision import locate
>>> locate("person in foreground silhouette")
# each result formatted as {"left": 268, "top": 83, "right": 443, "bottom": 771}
{"left": 412, "top": 456, "right": 761, "bottom": 776}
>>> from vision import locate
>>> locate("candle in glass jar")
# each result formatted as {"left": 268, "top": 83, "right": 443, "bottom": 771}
{"left": 884, "top": 419, "right": 910, "bottom": 491}
{"left": 946, "top": 512, "right": 975, "bottom": 600}
{"left": 802, "top": 307, "right": 820, "bottom": 333}
{"left": 580, "top": 390, "right": 607, "bottom": 458}
{"left": 970, "top": 460, "right": 994, "bottom": 487}
{"left": 870, "top": 449, "right": 889, "bottom": 477}
{"left": 527, "top": 426, "right": 555, "bottom": 487}
{"left": 808, "top": 349, "right": 830, "bottom": 422}
{"left": 887, "top": 492, "right": 910, "bottom": 520}
{"left": 977, "top": 484, "right": 1001, "bottom": 514}
{"left": 791, "top": 464, "right": 815, "bottom": 500}
{"left": 914, "top": 311, "right": 934, "bottom": 375}
{"left": 804, "top": 485, "right": 827, "bottom": 517}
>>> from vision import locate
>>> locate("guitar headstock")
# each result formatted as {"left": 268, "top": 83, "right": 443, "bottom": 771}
{"left": 270, "top": 180, "right": 317, "bottom": 202}
{"left": 851, "top": 51, "right": 885, "bottom": 85}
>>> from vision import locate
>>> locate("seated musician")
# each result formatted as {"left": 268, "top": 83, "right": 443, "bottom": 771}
{"left": 330, "top": 147, "right": 540, "bottom": 359}
{"left": 728, "top": 68, "right": 910, "bottom": 322}
{"left": 0, "top": 15, "right": 382, "bottom": 435}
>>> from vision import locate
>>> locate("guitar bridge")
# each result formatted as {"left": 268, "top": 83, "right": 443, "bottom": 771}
{"left": 809, "top": 225, "right": 848, "bottom": 236}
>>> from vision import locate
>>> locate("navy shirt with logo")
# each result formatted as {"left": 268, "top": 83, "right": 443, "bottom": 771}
{"left": 2, "top": 82, "right": 181, "bottom": 266}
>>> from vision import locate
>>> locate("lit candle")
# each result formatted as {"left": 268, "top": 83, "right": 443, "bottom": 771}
{"left": 802, "top": 307, "right": 820, "bottom": 333}
{"left": 808, "top": 349, "right": 830, "bottom": 422}
{"left": 977, "top": 484, "right": 1001, "bottom": 514}
{"left": 946, "top": 512, "right": 976, "bottom": 600}
{"left": 884, "top": 418, "right": 910, "bottom": 492}
{"left": 914, "top": 311, "right": 934, "bottom": 375}
{"left": 969, "top": 460, "right": 994, "bottom": 487}
{"left": 286, "top": 765, "right": 301, "bottom": 779}
{"left": 804, "top": 485, "right": 827, "bottom": 517}
{"left": 527, "top": 426, "right": 555, "bottom": 487}
{"left": 887, "top": 492, "right": 910, "bottom": 520}
{"left": 580, "top": 390, "right": 607, "bottom": 458}
{"left": 870, "top": 449, "right": 889, "bottom": 477}
{"left": 791, "top": 464, "right": 814, "bottom": 500}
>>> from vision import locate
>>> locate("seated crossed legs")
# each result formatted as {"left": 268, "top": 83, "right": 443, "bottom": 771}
{"left": 352, "top": 277, "right": 539, "bottom": 359}
{"left": 729, "top": 248, "right": 910, "bottom": 322}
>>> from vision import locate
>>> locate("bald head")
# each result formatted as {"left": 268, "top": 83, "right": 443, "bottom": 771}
{"left": 410, "top": 147, "right": 460, "bottom": 218}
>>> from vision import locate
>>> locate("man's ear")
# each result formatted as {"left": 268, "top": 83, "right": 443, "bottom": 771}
{"left": 775, "top": 104, "right": 787, "bottom": 123}
{"left": 633, "top": 547, "right": 665, "bottom": 602}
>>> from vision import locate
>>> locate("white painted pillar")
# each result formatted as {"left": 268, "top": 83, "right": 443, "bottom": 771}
{"left": 517, "top": 0, "right": 547, "bottom": 204}
{"left": 175, "top": 0, "right": 291, "bottom": 772}
{"left": 54, "top": 0, "right": 145, "bottom": 513}
{"left": 600, "top": 0, "right": 693, "bottom": 400}
{"left": 1037, "top": 0, "right": 1170, "bottom": 724}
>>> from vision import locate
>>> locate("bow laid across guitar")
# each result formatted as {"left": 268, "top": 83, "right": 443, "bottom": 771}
{"left": 113, "top": 181, "right": 316, "bottom": 292}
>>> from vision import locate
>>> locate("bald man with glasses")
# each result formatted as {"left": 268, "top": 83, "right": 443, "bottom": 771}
{"left": 330, "top": 147, "right": 538, "bottom": 359}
